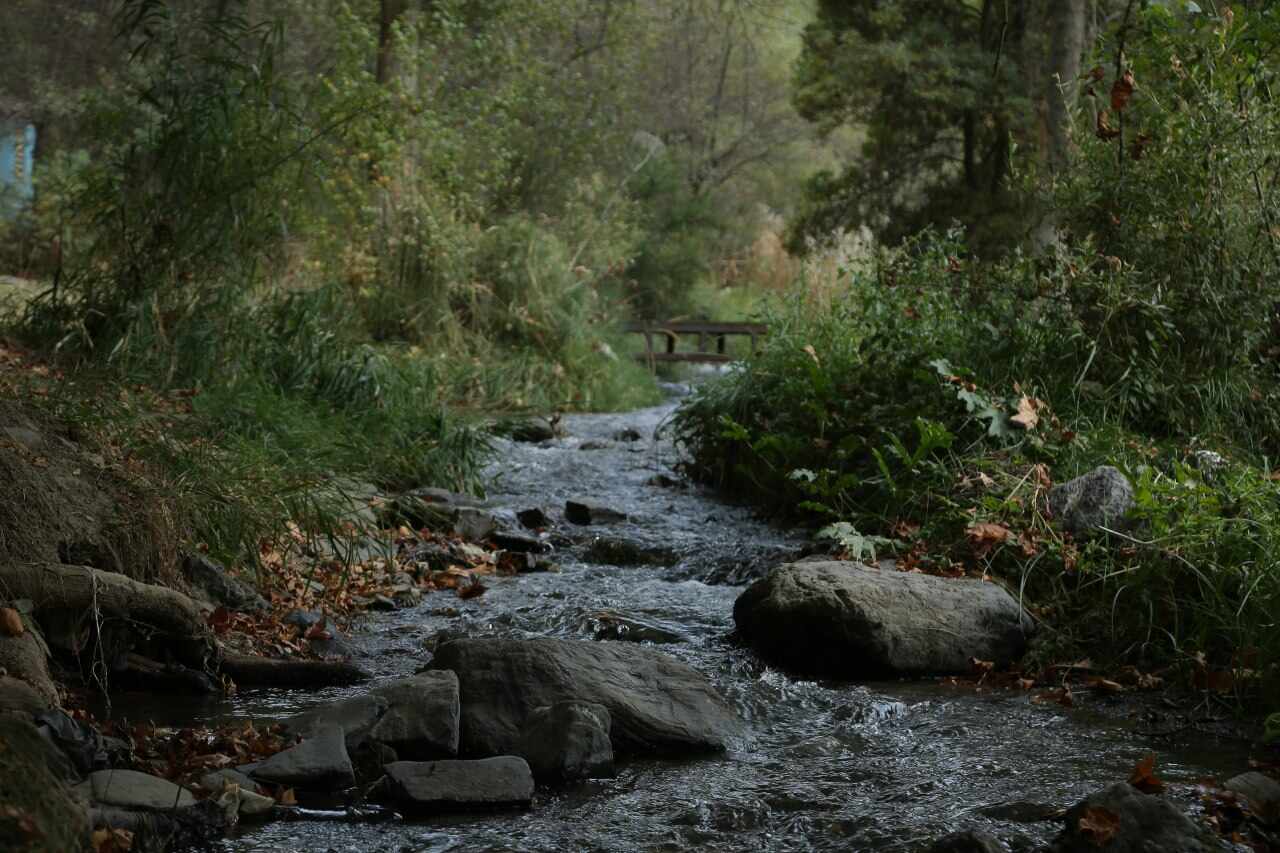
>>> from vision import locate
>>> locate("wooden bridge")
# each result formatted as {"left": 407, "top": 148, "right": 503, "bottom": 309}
{"left": 624, "top": 320, "right": 766, "bottom": 366}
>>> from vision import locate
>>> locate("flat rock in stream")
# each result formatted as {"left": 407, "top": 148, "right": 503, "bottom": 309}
{"left": 384, "top": 757, "right": 534, "bottom": 811}
{"left": 564, "top": 500, "right": 627, "bottom": 525}
{"left": 250, "top": 724, "right": 355, "bottom": 790}
{"left": 429, "top": 638, "right": 739, "bottom": 757}
{"left": 733, "top": 562, "right": 1034, "bottom": 677}
{"left": 1046, "top": 783, "right": 1219, "bottom": 852}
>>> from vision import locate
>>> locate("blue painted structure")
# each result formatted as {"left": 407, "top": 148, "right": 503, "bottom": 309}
{"left": 0, "top": 121, "right": 36, "bottom": 219}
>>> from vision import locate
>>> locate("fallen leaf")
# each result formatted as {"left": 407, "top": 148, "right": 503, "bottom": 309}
{"left": 1111, "top": 69, "right": 1136, "bottom": 111}
{"left": 278, "top": 787, "right": 297, "bottom": 806}
{"left": 1129, "top": 753, "right": 1165, "bottom": 793}
{"left": 1096, "top": 110, "right": 1121, "bottom": 141}
{"left": 0, "top": 608, "right": 23, "bottom": 637}
{"left": 966, "top": 523, "right": 1012, "bottom": 557}
{"left": 1078, "top": 806, "right": 1121, "bottom": 843}
{"left": 802, "top": 345, "right": 820, "bottom": 366}
{"left": 1011, "top": 396, "right": 1040, "bottom": 430}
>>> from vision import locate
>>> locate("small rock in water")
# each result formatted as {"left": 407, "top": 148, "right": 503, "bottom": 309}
{"left": 491, "top": 529, "right": 548, "bottom": 554}
{"left": 565, "top": 500, "right": 627, "bottom": 525}
{"left": 251, "top": 724, "right": 355, "bottom": 790}
{"left": 1046, "top": 783, "right": 1219, "bottom": 852}
{"left": 579, "top": 440, "right": 612, "bottom": 451}
{"left": 613, "top": 427, "right": 643, "bottom": 442}
{"left": 588, "top": 611, "right": 685, "bottom": 644}
{"left": 516, "top": 507, "right": 550, "bottom": 529}
{"left": 583, "top": 536, "right": 677, "bottom": 567}
{"left": 516, "top": 701, "right": 614, "bottom": 782}
{"left": 1223, "top": 771, "right": 1280, "bottom": 825}
{"left": 507, "top": 417, "right": 562, "bottom": 443}
{"left": 384, "top": 757, "right": 534, "bottom": 812}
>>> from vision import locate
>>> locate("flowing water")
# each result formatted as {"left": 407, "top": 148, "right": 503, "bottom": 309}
{"left": 114, "top": 395, "right": 1250, "bottom": 852}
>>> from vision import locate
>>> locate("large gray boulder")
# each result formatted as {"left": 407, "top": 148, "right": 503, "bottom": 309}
{"left": 429, "top": 638, "right": 739, "bottom": 757}
{"left": 733, "top": 562, "right": 1034, "bottom": 677}
{"left": 1046, "top": 783, "right": 1218, "bottom": 852}
{"left": 250, "top": 724, "right": 355, "bottom": 790}
{"left": 384, "top": 757, "right": 534, "bottom": 812}
{"left": 516, "top": 701, "right": 614, "bottom": 782}
{"left": 282, "top": 671, "right": 460, "bottom": 760}
{"left": 1047, "top": 465, "right": 1135, "bottom": 534}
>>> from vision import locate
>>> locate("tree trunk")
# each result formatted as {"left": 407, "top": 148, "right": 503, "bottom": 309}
{"left": 376, "top": 0, "right": 408, "bottom": 86}
{"left": 1034, "top": 0, "right": 1089, "bottom": 250}
{"left": 1045, "top": 0, "right": 1088, "bottom": 174}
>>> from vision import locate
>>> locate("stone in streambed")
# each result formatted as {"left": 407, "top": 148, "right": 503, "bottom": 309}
{"left": 733, "top": 562, "right": 1034, "bottom": 677}
{"left": 282, "top": 672, "right": 460, "bottom": 761}
{"left": 516, "top": 701, "right": 614, "bottom": 783}
{"left": 588, "top": 611, "right": 686, "bottom": 644}
{"left": 429, "top": 638, "right": 739, "bottom": 757}
{"left": 384, "top": 757, "right": 534, "bottom": 812}
{"left": 1224, "top": 771, "right": 1280, "bottom": 825}
{"left": 565, "top": 500, "right": 627, "bottom": 525}
{"left": 367, "top": 671, "right": 460, "bottom": 760}
{"left": 250, "top": 724, "right": 355, "bottom": 790}
{"left": 1046, "top": 783, "right": 1218, "bottom": 852}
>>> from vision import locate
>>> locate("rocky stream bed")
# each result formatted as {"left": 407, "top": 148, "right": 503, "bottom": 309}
{"left": 83, "top": 396, "right": 1271, "bottom": 852}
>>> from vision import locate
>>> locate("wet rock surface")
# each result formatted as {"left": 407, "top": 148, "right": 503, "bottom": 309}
{"left": 250, "top": 724, "right": 355, "bottom": 790}
{"left": 516, "top": 700, "right": 614, "bottom": 782}
{"left": 384, "top": 757, "right": 535, "bottom": 811}
{"left": 430, "top": 637, "right": 741, "bottom": 756}
{"left": 1046, "top": 783, "right": 1220, "bottom": 852}
{"left": 733, "top": 561, "right": 1035, "bottom": 676}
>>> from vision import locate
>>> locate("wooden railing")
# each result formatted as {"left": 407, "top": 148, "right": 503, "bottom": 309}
{"left": 624, "top": 320, "right": 767, "bottom": 367}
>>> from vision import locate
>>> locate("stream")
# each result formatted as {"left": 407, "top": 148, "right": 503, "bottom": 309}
{"left": 110, "top": 393, "right": 1250, "bottom": 852}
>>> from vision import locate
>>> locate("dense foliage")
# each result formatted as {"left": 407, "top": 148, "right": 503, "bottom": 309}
{"left": 677, "top": 3, "right": 1280, "bottom": 705}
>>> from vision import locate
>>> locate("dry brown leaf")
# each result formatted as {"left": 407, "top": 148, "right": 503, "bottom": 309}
{"left": 1078, "top": 806, "right": 1121, "bottom": 843}
{"left": 0, "top": 608, "right": 23, "bottom": 637}
{"left": 802, "top": 345, "right": 820, "bottom": 366}
{"left": 966, "top": 523, "right": 1012, "bottom": 557}
{"left": 1010, "top": 396, "right": 1040, "bottom": 430}
{"left": 1129, "top": 753, "right": 1165, "bottom": 793}
{"left": 1111, "top": 70, "right": 1136, "bottom": 111}
{"left": 1096, "top": 110, "right": 1121, "bottom": 141}
{"left": 92, "top": 827, "right": 135, "bottom": 852}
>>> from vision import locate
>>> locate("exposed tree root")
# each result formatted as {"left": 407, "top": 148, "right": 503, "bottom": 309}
{"left": 220, "top": 653, "right": 370, "bottom": 687}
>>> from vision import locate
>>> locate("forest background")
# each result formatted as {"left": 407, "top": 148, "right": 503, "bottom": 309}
{"left": 3, "top": 0, "right": 1280, "bottom": 715}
